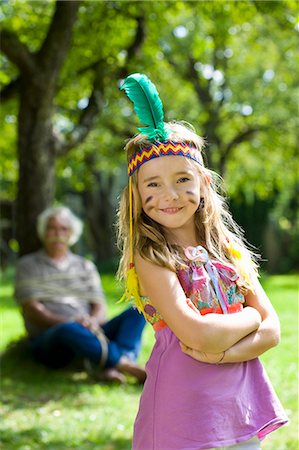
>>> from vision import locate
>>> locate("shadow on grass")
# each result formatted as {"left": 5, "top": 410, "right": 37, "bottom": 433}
{"left": 1, "top": 338, "right": 140, "bottom": 449}
{"left": 1, "top": 337, "right": 90, "bottom": 381}
{"left": 1, "top": 338, "right": 141, "bottom": 404}
{"left": 1, "top": 425, "right": 133, "bottom": 450}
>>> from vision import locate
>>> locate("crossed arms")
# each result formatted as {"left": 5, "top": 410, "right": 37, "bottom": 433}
{"left": 135, "top": 254, "right": 280, "bottom": 364}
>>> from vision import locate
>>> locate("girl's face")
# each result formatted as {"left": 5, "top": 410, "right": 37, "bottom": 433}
{"left": 137, "top": 155, "right": 201, "bottom": 238}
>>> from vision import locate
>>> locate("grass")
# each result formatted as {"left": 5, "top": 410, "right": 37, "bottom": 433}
{"left": 0, "top": 267, "right": 298, "bottom": 450}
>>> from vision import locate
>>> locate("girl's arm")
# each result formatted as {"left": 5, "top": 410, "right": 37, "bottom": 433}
{"left": 135, "top": 254, "right": 261, "bottom": 353}
{"left": 181, "top": 277, "right": 280, "bottom": 363}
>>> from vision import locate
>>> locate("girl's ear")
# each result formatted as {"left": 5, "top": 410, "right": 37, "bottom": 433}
{"left": 205, "top": 174, "right": 211, "bottom": 185}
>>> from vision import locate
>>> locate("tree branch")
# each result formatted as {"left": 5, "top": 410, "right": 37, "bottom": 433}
{"left": 0, "top": 29, "right": 37, "bottom": 74}
{"left": 218, "top": 123, "right": 270, "bottom": 175}
{"left": 188, "top": 57, "right": 212, "bottom": 106}
{"left": 222, "top": 126, "right": 262, "bottom": 159}
{"left": 37, "top": 0, "right": 80, "bottom": 74}
{"left": 55, "top": 67, "right": 105, "bottom": 156}
{"left": 126, "top": 16, "right": 146, "bottom": 61}
{"left": 118, "top": 15, "right": 147, "bottom": 78}
{"left": 78, "top": 26, "right": 147, "bottom": 77}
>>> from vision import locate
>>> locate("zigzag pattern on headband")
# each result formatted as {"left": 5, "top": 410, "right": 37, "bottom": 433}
{"left": 128, "top": 141, "right": 203, "bottom": 176}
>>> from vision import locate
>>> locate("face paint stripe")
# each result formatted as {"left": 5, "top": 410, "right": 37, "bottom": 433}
{"left": 145, "top": 196, "right": 153, "bottom": 204}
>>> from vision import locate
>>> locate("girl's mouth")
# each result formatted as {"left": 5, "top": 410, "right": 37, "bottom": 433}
{"left": 160, "top": 207, "right": 183, "bottom": 214}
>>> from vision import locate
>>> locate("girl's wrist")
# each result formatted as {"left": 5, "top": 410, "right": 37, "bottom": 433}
{"left": 204, "top": 350, "right": 226, "bottom": 364}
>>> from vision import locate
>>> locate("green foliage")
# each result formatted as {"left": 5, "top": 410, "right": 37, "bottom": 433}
{"left": 1, "top": 268, "right": 298, "bottom": 449}
{"left": 0, "top": 0, "right": 298, "bottom": 268}
{"left": 0, "top": 106, "right": 17, "bottom": 200}
{"left": 1, "top": 0, "right": 297, "bottom": 194}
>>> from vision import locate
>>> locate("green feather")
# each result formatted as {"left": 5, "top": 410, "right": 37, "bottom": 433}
{"left": 120, "top": 73, "right": 169, "bottom": 142}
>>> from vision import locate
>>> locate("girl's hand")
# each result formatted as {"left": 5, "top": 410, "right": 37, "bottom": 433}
{"left": 180, "top": 342, "right": 225, "bottom": 364}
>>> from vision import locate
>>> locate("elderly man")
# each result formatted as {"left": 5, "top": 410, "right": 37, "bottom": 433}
{"left": 14, "top": 206, "right": 146, "bottom": 383}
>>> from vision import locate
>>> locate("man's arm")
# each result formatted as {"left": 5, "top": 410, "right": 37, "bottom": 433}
{"left": 88, "top": 302, "right": 107, "bottom": 327}
{"left": 22, "top": 298, "right": 108, "bottom": 330}
{"left": 22, "top": 299, "right": 67, "bottom": 328}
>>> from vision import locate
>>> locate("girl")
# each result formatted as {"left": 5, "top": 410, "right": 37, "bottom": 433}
{"left": 117, "top": 73, "right": 288, "bottom": 450}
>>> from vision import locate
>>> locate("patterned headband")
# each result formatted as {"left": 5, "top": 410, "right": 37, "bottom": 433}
{"left": 128, "top": 141, "right": 203, "bottom": 177}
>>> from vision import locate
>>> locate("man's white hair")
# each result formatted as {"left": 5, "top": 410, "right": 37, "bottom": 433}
{"left": 37, "top": 206, "right": 83, "bottom": 246}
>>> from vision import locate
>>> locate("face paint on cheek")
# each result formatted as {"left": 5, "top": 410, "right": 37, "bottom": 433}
{"left": 145, "top": 196, "right": 153, "bottom": 205}
{"left": 186, "top": 190, "right": 198, "bottom": 204}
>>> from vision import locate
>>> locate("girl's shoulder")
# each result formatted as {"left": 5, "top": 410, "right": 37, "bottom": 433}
{"left": 134, "top": 253, "right": 177, "bottom": 293}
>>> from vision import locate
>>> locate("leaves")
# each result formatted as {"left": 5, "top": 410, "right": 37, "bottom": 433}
{"left": 0, "top": 0, "right": 297, "bottom": 266}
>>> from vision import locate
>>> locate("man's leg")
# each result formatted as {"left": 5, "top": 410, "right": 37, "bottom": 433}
{"left": 31, "top": 322, "right": 103, "bottom": 368}
{"left": 102, "top": 307, "right": 146, "bottom": 363}
{"left": 31, "top": 318, "right": 146, "bottom": 382}
{"left": 102, "top": 307, "right": 147, "bottom": 382}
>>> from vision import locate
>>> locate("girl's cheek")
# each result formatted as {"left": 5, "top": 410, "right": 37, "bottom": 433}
{"left": 186, "top": 190, "right": 198, "bottom": 198}
{"left": 142, "top": 194, "right": 156, "bottom": 212}
{"left": 144, "top": 195, "right": 153, "bottom": 205}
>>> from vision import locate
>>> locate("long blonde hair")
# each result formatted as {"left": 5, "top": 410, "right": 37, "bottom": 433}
{"left": 117, "top": 121, "right": 259, "bottom": 291}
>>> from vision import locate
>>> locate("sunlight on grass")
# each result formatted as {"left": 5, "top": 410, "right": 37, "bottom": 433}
{"left": 1, "top": 268, "right": 298, "bottom": 449}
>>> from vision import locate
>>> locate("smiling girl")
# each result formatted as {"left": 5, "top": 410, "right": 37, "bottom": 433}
{"left": 117, "top": 74, "right": 288, "bottom": 450}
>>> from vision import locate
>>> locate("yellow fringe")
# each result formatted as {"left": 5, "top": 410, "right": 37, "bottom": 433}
{"left": 118, "top": 177, "right": 144, "bottom": 313}
{"left": 227, "top": 242, "right": 255, "bottom": 293}
{"left": 227, "top": 243, "right": 242, "bottom": 259}
{"left": 118, "top": 265, "right": 144, "bottom": 313}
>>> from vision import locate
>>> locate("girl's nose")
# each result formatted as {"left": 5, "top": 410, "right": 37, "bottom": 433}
{"left": 164, "top": 186, "right": 179, "bottom": 201}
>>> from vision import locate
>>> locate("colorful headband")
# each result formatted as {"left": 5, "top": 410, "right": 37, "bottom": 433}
{"left": 128, "top": 141, "right": 203, "bottom": 177}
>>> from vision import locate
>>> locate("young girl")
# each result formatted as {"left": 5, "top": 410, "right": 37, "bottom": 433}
{"left": 117, "top": 73, "right": 288, "bottom": 450}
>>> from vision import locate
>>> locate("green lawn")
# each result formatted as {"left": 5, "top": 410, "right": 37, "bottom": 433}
{"left": 1, "top": 268, "right": 298, "bottom": 450}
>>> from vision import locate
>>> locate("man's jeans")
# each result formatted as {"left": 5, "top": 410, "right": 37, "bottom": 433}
{"left": 30, "top": 307, "right": 146, "bottom": 369}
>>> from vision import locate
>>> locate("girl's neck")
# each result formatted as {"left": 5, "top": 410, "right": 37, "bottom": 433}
{"left": 164, "top": 228, "right": 200, "bottom": 249}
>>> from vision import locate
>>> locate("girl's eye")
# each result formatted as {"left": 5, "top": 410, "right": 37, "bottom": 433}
{"left": 178, "top": 177, "right": 190, "bottom": 183}
{"left": 147, "top": 182, "right": 159, "bottom": 187}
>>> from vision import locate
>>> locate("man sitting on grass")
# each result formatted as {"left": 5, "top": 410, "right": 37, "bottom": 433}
{"left": 14, "top": 206, "right": 146, "bottom": 384}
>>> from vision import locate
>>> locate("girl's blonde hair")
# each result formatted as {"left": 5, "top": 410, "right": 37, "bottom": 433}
{"left": 117, "top": 121, "right": 259, "bottom": 292}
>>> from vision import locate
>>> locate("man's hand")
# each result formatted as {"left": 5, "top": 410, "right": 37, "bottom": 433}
{"left": 75, "top": 315, "right": 100, "bottom": 332}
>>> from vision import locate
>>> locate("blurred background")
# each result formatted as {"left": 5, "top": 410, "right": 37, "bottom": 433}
{"left": 1, "top": 3, "right": 298, "bottom": 450}
{"left": 1, "top": 0, "right": 298, "bottom": 273}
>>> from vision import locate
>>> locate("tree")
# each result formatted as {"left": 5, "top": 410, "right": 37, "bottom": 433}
{"left": 1, "top": 0, "right": 297, "bottom": 271}
{"left": 1, "top": 1, "right": 82, "bottom": 255}
{"left": 0, "top": 0, "right": 146, "bottom": 256}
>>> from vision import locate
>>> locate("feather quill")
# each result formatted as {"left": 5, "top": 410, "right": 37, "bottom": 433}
{"left": 120, "top": 73, "right": 169, "bottom": 142}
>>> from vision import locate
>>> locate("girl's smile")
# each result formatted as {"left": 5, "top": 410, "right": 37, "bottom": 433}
{"left": 160, "top": 207, "right": 184, "bottom": 214}
{"left": 137, "top": 155, "right": 201, "bottom": 239}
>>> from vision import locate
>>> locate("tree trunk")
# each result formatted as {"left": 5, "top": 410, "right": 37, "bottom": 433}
{"left": 11, "top": 1, "right": 81, "bottom": 256}
{"left": 16, "top": 76, "right": 56, "bottom": 255}
{"left": 84, "top": 173, "right": 117, "bottom": 264}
